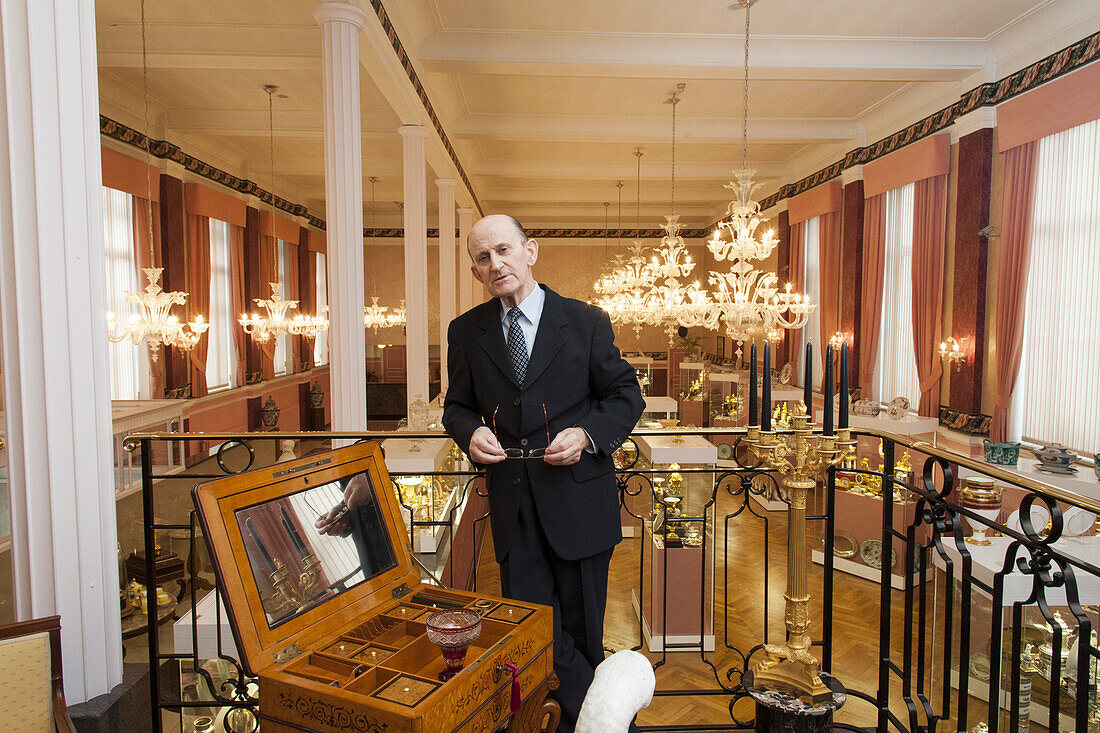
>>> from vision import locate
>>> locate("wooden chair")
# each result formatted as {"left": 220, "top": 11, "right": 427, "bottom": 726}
{"left": 0, "top": 615, "right": 77, "bottom": 732}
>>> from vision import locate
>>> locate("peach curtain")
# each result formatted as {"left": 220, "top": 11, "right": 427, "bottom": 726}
{"left": 132, "top": 197, "right": 164, "bottom": 398}
{"left": 991, "top": 142, "right": 1039, "bottom": 440}
{"left": 859, "top": 194, "right": 887, "bottom": 392}
{"left": 187, "top": 214, "right": 211, "bottom": 397}
{"left": 259, "top": 234, "right": 278, "bottom": 380}
{"left": 787, "top": 221, "right": 806, "bottom": 378}
{"left": 818, "top": 211, "right": 842, "bottom": 350}
{"left": 229, "top": 225, "right": 248, "bottom": 389}
{"left": 910, "top": 175, "right": 948, "bottom": 416}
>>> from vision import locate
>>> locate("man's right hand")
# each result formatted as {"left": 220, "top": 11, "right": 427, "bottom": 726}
{"left": 469, "top": 426, "right": 507, "bottom": 464}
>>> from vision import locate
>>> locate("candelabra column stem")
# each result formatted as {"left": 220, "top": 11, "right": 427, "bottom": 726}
{"left": 784, "top": 476, "right": 815, "bottom": 652}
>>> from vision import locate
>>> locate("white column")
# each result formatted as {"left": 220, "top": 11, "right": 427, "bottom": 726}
{"left": 0, "top": 0, "right": 122, "bottom": 702}
{"left": 315, "top": 2, "right": 368, "bottom": 432}
{"left": 400, "top": 126, "right": 430, "bottom": 416}
{"left": 436, "top": 179, "right": 456, "bottom": 396}
{"left": 457, "top": 206, "right": 475, "bottom": 313}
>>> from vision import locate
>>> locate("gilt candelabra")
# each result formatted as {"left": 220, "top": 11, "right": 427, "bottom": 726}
{"left": 744, "top": 405, "right": 854, "bottom": 703}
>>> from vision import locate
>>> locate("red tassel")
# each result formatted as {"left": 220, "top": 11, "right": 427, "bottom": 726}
{"left": 504, "top": 662, "right": 520, "bottom": 713}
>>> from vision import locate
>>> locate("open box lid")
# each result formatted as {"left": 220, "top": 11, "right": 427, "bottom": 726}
{"left": 192, "top": 442, "right": 422, "bottom": 676}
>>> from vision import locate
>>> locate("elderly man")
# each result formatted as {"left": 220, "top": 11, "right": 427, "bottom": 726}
{"left": 443, "top": 215, "right": 643, "bottom": 732}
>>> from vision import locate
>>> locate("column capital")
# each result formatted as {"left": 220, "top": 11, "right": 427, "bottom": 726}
{"left": 840, "top": 166, "right": 864, "bottom": 185}
{"left": 399, "top": 124, "right": 430, "bottom": 140}
{"left": 457, "top": 205, "right": 475, "bottom": 215}
{"left": 435, "top": 178, "right": 457, "bottom": 190}
{"left": 313, "top": 2, "right": 368, "bottom": 28}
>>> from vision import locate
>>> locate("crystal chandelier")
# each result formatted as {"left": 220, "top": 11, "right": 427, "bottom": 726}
{"left": 636, "top": 86, "right": 714, "bottom": 343}
{"left": 705, "top": 0, "right": 813, "bottom": 356}
{"left": 239, "top": 282, "right": 329, "bottom": 343}
{"left": 363, "top": 177, "right": 405, "bottom": 331}
{"left": 241, "top": 85, "right": 329, "bottom": 345}
{"left": 107, "top": 268, "right": 209, "bottom": 362}
{"left": 106, "top": 0, "right": 207, "bottom": 363}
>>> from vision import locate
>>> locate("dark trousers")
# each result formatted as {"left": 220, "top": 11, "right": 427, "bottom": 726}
{"left": 499, "top": 485, "right": 612, "bottom": 733}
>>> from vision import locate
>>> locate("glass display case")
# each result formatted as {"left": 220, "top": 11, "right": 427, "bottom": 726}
{"left": 705, "top": 369, "right": 745, "bottom": 427}
{"left": 631, "top": 433, "right": 717, "bottom": 652}
{"left": 380, "top": 437, "right": 466, "bottom": 558}
{"left": 678, "top": 361, "right": 706, "bottom": 428}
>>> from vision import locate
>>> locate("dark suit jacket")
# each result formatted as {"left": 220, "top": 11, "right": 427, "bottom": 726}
{"left": 443, "top": 285, "right": 644, "bottom": 563}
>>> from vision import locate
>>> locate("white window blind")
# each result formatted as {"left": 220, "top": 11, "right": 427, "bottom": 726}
{"left": 103, "top": 187, "right": 140, "bottom": 400}
{"left": 1016, "top": 117, "right": 1100, "bottom": 454}
{"left": 314, "top": 252, "right": 329, "bottom": 366}
{"left": 273, "top": 240, "right": 288, "bottom": 376}
{"left": 802, "top": 215, "right": 823, "bottom": 388}
{"left": 873, "top": 182, "right": 920, "bottom": 406}
{"left": 206, "top": 219, "right": 235, "bottom": 392}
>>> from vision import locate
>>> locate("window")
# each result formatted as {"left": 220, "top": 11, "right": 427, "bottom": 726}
{"left": 205, "top": 219, "right": 236, "bottom": 392}
{"left": 801, "top": 215, "right": 823, "bottom": 388}
{"left": 313, "top": 251, "right": 329, "bottom": 366}
{"left": 1015, "top": 118, "right": 1100, "bottom": 453}
{"left": 872, "top": 182, "right": 920, "bottom": 406}
{"left": 103, "top": 187, "right": 141, "bottom": 400}
{"left": 273, "top": 240, "right": 289, "bottom": 376}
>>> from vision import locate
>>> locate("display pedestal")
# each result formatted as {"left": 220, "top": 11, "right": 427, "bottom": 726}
{"left": 631, "top": 528, "right": 714, "bottom": 653}
{"left": 745, "top": 670, "right": 846, "bottom": 733}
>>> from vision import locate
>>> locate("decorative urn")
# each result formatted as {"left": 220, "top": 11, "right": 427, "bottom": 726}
{"left": 308, "top": 381, "right": 324, "bottom": 408}
{"left": 260, "top": 397, "right": 281, "bottom": 431}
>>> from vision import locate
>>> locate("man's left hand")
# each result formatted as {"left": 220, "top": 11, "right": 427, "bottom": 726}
{"left": 543, "top": 427, "right": 588, "bottom": 466}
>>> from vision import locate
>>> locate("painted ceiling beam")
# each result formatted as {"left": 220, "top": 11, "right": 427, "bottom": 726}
{"left": 419, "top": 30, "right": 993, "bottom": 81}
{"left": 451, "top": 114, "right": 862, "bottom": 143}
{"left": 469, "top": 159, "right": 789, "bottom": 181}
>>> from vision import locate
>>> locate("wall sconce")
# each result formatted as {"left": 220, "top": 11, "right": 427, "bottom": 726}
{"left": 828, "top": 331, "right": 848, "bottom": 350}
{"left": 939, "top": 336, "right": 966, "bottom": 371}
{"left": 766, "top": 326, "right": 785, "bottom": 344}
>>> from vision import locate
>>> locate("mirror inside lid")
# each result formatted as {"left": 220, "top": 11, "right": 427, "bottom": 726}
{"left": 193, "top": 442, "right": 420, "bottom": 673}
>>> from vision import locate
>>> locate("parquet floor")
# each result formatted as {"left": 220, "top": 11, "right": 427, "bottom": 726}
{"left": 474, "top": 483, "right": 1038, "bottom": 732}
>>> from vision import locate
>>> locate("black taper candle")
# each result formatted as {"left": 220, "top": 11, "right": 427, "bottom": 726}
{"left": 280, "top": 506, "right": 309, "bottom": 559}
{"left": 762, "top": 342, "right": 772, "bottom": 431}
{"left": 804, "top": 341, "right": 813, "bottom": 414}
{"left": 245, "top": 518, "right": 278, "bottom": 573}
{"left": 823, "top": 344, "right": 834, "bottom": 435}
{"left": 749, "top": 342, "right": 758, "bottom": 425}
{"left": 839, "top": 342, "right": 849, "bottom": 429}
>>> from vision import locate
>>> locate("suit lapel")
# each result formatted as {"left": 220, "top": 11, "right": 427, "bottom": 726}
{"left": 523, "top": 286, "right": 567, "bottom": 390}
{"left": 476, "top": 300, "right": 521, "bottom": 388}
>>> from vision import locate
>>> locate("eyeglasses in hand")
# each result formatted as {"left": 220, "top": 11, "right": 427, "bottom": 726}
{"left": 491, "top": 403, "right": 551, "bottom": 459}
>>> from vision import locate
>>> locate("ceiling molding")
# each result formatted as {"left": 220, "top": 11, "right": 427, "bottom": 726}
{"left": 362, "top": 0, "right": 483, "bottom": 214}
{"left": 756, "top": 30, "right": 1100, "bottom": 211}
{"left": 100, "top": 115, "right": 327, "bottom": 230}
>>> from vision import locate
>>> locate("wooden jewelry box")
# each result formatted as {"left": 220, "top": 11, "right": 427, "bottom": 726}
{"left": 192, "top": 442, "right": 557, "bottom": 732}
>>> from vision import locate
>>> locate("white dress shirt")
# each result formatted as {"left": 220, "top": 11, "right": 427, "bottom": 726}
{"left": 499, "top": 282, "right": 544, "bottom": 358}
{"left": 499, "top": 283, "right": 595, "bottom": 452}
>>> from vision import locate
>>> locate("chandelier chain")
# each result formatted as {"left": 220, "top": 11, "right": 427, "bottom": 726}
{"left": 139, "top": 0, "right": 154, "bottom": 263}
{"left": 634, "top": 148, "right": 642, "bottom": 228}
{"left": 670, "top": 93, "right": 677, "bottom": 216}
{"left": 616, "top": 180, "right": 623, "bottom": 245}
{"left": 742, "top": 2, "right": 750, "bottom": 174}
{"left": 266, "top": 85, "right": 278, "bottom": 282}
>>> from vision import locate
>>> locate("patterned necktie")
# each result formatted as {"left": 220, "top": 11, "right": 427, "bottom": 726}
{"left": 507, "top": 307, "right": 528, "bottom": 386}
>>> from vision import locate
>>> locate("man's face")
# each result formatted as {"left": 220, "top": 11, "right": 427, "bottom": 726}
{"left": 467, "top": 215, "right": 538, "bottom": 302}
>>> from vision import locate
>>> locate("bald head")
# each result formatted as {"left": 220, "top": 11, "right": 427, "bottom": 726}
{"left": 466, "top": 214, "right": 539, "bottom": 308}
{"left": 467, "top": 214, "right": 527, "bottom": 256}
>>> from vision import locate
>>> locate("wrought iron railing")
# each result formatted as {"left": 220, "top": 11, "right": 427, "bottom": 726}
{"left": 126, "top": 428, "right": 1099, "bottom": 732}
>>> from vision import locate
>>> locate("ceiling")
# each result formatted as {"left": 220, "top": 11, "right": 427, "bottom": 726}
{"left": 94, "top": 0, "right": 1100, "bottom": 230}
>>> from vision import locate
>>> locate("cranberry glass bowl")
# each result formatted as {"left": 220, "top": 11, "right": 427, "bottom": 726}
{"left": 425, "top": 609, "right": 482, "bottom": 681}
